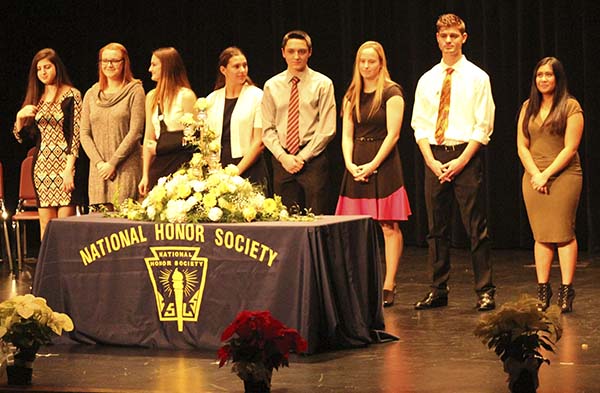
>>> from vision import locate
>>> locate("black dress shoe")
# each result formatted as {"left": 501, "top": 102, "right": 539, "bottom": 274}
{"left": 414, "top": 292, "right": 448, "bottom": 310}
{"left": 383, "top": 285, "right": 397, "bottom": 307}
{"left": 476, "top": 293, "right": 496, "bottom": 311}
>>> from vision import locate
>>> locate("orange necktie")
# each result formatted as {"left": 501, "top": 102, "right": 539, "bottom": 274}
{"left": 286, "top": 76, "right": 301, "bottom": 155}
{"left": 435, "top": 68, "right": 454, "bottom": 144}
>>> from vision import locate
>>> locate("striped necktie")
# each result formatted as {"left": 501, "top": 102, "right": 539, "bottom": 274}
{"left": 435, "top": 68, "right": 454, "bottom": 145}
{"left": 286, "top": 76, "right": 300, "bottom": 155}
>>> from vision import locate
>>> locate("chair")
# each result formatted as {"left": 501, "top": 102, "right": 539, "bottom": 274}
{"left": 0, "top": 162, "right": 15, "bottom": 273}
{"left": 12, "top": 156, "right": 40, "bottom": 272}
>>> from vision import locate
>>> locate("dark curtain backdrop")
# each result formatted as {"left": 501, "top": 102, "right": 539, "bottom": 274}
{"left": 1, "top": 0, "right": 599, "bottom": 256}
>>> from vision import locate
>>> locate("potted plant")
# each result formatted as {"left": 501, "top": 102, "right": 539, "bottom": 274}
{"left": 473, "top": 295, "right": 562, "bottom": 393}
{"left": 218, "top": 310, "right": 308, "bottom": 393}
{"left": 0, "top": 294, "right": 74, "bottom": 385}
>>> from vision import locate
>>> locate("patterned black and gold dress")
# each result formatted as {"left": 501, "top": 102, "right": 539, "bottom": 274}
{"left": 16, "top": 88, "right": 88, "bottom": 207}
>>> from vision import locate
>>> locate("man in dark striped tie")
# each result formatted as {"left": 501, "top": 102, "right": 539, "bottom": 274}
{"left": 262, "top": 30, "right": 337, "bottom": 215}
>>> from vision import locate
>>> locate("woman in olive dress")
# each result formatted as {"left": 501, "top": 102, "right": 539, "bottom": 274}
{"left": 517, "top": 57, "right": 584, "bottom": 313}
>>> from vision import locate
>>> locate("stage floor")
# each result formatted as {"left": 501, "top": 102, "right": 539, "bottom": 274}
{"left": 1, "top": 247, "right": 598, "bottom": 393}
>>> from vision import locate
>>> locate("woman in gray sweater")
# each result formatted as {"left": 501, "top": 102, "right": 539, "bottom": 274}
{"left": 81, "top": 42, "right": 145, "bottom": 209}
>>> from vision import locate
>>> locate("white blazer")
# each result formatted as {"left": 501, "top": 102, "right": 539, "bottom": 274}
{"left": 205, "top": 84, "right": 263, "bottom": 159}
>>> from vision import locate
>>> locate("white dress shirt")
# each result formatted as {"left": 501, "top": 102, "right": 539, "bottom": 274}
{"left": 261, "top": 67, "right": 336, "bottom": 161}
{"left": 411, "top": 55, "right": 495, "bottom": 145}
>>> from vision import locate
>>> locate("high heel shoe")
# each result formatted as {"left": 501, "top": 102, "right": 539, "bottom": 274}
{"left": 383, "top": 285, "right": 396, "bottom": 307}
{"left": 536, "top": 283, "right": 552, "bottom": 311}
{"left": 557, "top": 284, "right": 575, "bottom": 313}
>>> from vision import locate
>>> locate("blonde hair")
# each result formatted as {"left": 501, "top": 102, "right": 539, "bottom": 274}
{"left": 343, "top": 41, "right": 392, "bottom": 123}
{"left": 98, "top": 42, "right": 136, "bottom": 91}
{"left": 151, "top": 47, "right": 191, "bottom": 112}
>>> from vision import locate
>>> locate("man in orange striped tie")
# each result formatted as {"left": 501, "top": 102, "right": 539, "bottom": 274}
{"left": 262, "top": 30, "right": 336, "bottom": 215}
{"left": 411, "top": 14, "right": 496, "bottom": 311}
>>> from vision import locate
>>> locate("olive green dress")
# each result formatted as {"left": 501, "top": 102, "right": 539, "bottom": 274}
{"left": 522, "top": 98, "right": 583, "bottom": 243}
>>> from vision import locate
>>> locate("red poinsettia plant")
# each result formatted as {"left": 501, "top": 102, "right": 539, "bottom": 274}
{"left": 217, "top": 310, "right": 308, "bottom": 383}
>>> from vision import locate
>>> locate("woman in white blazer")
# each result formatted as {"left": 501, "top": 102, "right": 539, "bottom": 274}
{"left": 204, "top": 47, "right": 269, "bottom": 192}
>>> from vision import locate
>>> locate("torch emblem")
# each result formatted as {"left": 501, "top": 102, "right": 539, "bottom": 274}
{"left": 145, "top": 246, "right": 208, "bottom": 332}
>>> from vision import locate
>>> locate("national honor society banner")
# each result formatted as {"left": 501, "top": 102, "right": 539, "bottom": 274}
{"left": 77, "top": 223, "right": 279, "bottom": 332}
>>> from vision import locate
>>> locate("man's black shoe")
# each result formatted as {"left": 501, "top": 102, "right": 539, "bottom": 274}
{"left": 476, "top": 293, "right": 496, "bottom": 311}
{"left": 414, "top": 292, "right": 448, "bottom": 310}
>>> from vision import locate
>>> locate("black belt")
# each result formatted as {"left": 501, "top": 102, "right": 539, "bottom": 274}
{"left": 431, "top": 143, "right": 467, "bottom": 152}
{"left": 355, "top": 137, "right": 384, "bottom": 142}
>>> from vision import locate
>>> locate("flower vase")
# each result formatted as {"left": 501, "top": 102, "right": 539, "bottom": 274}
{"left": 243, "top": 378, "right": 271, "bottom": 393}
{"left": 241, "top": 366, "right": 273, "bottom": 393}
{"left": 503, "top": 357, "right": 541, "bottom": 393}
{"left": 6, "top": 346, "right": 38, "bottom": 385}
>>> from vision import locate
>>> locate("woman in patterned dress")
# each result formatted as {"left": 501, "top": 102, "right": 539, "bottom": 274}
{"left": 13, "top": 48, "right": 84, "bottom": 238}
{"left": 335, "top": 41, "right": 411, "bottom": 307}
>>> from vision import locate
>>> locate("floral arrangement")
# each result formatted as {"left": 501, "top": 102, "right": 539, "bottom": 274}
{"left": 112, "top": 98, "right": 314, "bottom": 224}
{"left": 0, "top": 294, "right": 74, "bottom": 350}
{"left": 115, "top": 161, "right": 289, "bottom": 223}
{"left": 473, "top": 295, "right": 562, "bottom": 392}
{"left": 217, "top": 310, "right": 308, "bottom": 385}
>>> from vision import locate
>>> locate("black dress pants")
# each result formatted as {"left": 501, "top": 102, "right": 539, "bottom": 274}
{"left": 272, "top": 153, "right": 330, "bottom": 215}
{"left": 424, "top": 145, "right": 494, "bottom": 296}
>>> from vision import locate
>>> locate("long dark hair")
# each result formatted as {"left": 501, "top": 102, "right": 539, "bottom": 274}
{"left": 213, "top": 46, "right": 254, "bottom": 90}
{"left": 22, "top": 48, "right": 72, "bottom": 107}
{"left": 522, "top": 57, "right": 570, "bottom": 137}
{"left": 21, "top": 48, "right": 72, "bottom": 126}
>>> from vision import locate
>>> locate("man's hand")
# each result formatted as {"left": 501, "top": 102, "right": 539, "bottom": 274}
{"left": 281, "top": 154, "right": 304, "bottom": 174}
{"left": 438, "top": 157, "right": 467, "bottom": 183}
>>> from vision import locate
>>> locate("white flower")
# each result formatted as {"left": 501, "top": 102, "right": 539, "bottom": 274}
{"left": 251, "top": 194, "right": 266, "bottom": 209}
{"left": 279, "top": 209, "right": 289, "bottom": 219}
{"left": 191, "top": 180, "right": 207, "bottom": 192}
{"left": 165, "top": 200, "right": 188, "bottom": 223}
{"left": 208, "top": 207, "right": 223, "bottom": 222}
{"left": 147, "top": 205, "right": 156, "bottom": 220}
{"left": 185, "top": 195, "right": 198, "bottom": 210}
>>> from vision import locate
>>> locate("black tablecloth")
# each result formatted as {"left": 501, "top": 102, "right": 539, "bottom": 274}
{"left": 32, "top": 214, "right": 384, "bottom": 354}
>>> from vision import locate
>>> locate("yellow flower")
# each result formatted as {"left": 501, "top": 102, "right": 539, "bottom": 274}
{"left": 218, "top": 197, "right": 233, "bottom": 211}
{"left": 224, "top": 164, "right": 239, "bottom": 176}
{"left": 208, "top": 141, "right": 221, "bottom": 153}
{"left": 243, "top": 206, "right": 257, "bottom": 222}
{"left": 149, "top": 186, "right": 167, "bottom": 204}
{"left": 190, "top": 153, "right": 204, "bottom": 167}
{"left": 218, "top": 182, "right": 231, "bottom": 195}
{"left": 175, "top": 182, "right": 192, "bottom": 199}
{"left": 195, "top": 97, "right": 208, "bottom": 111}
{"left": 179, "top": 112, "right": 196, "bottom": 127}
{"left": 203, "top": 193, "right": 217, "bottom": 208}
{"left": 263, "top": 198, "right": 278, "bottom": 214}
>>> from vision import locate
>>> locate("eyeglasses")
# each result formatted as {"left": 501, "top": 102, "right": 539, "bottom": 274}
{"left": 100, "top": 59, "right": 124, "bottom": 66}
